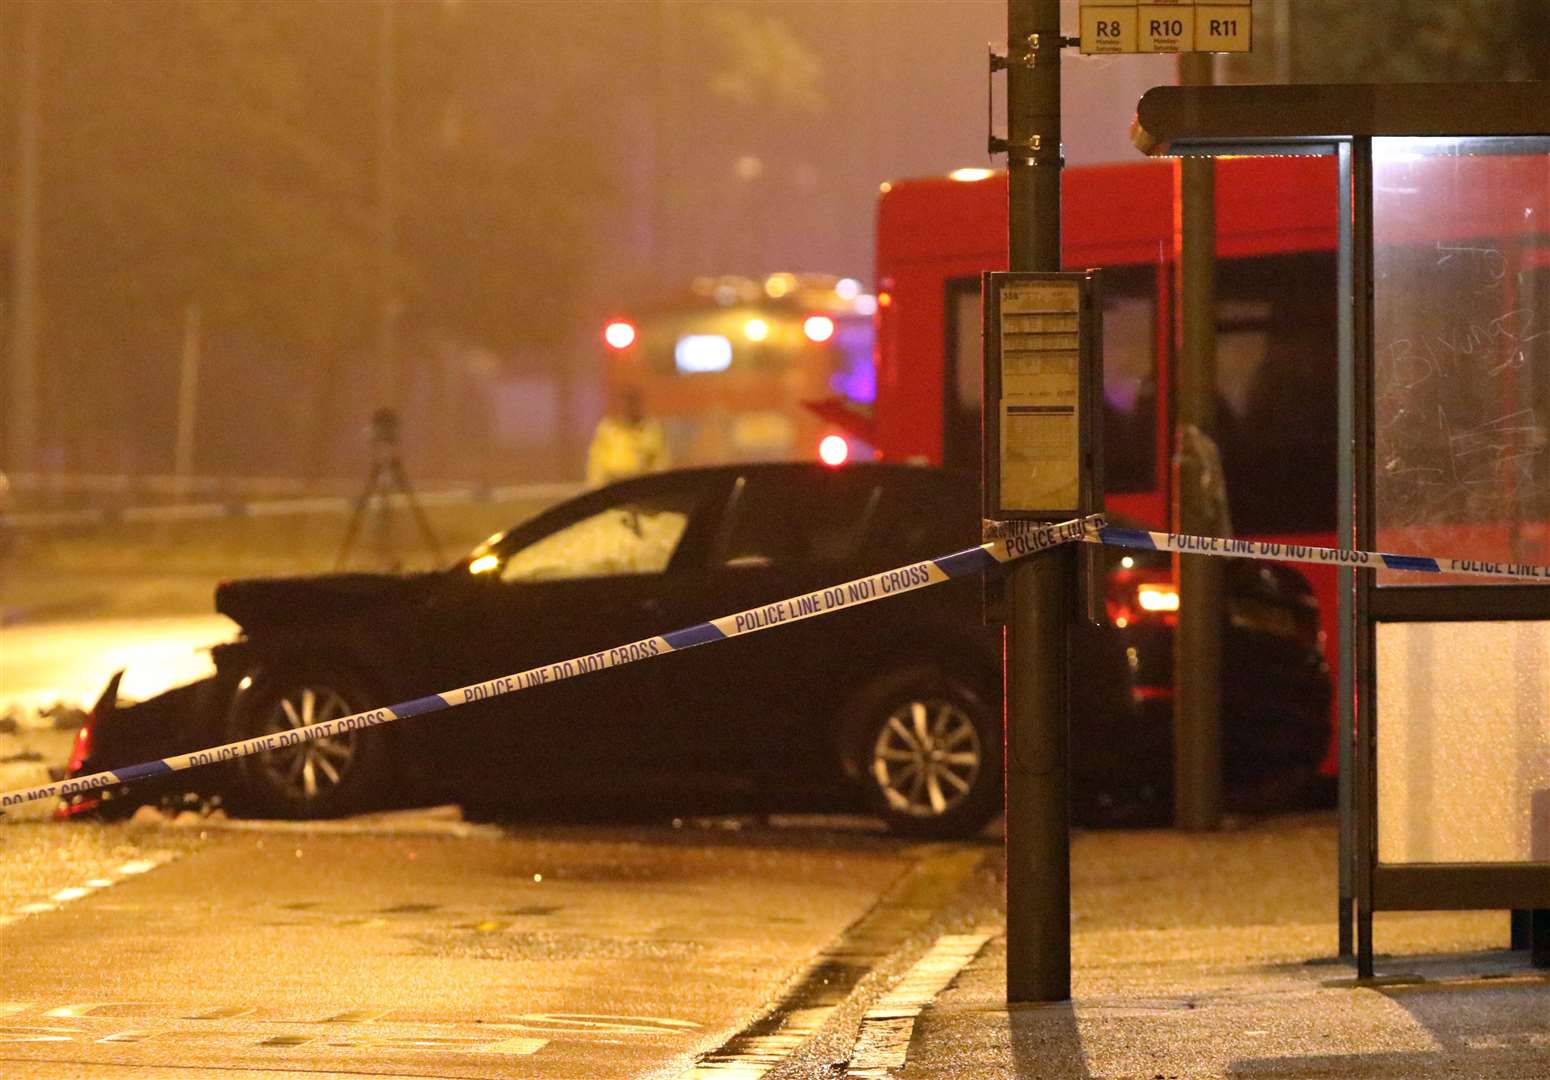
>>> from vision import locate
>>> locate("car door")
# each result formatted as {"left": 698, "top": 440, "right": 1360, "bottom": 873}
{"left": 415, "top": 472, "right": 731, "bottom": 792}
{"left": 657, "top": 467, "right": 889, "bottom": 776}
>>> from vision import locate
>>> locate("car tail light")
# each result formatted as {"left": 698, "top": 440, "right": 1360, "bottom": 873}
{"left": 1106, "top": 567, "right": 1177, "bottom": 629}
{"left": 55, "top": 716, "right": 103, "bottom": 819}
{"left": 55, "top": 794, "right": 103, "bottom": 819}
{"left": 56, "top": 672, "right": 121, "bottom": 820}
{"left": 66, "top": 718, "right": 93, "bottom": 777}
{"left": 1136, "top": 584, "right": 1180, "bottom": 612}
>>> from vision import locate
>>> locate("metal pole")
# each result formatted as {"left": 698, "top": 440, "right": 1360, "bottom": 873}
{"left": 1335, "top": 140, "right": 1357, "bottom": 957}
{"left": 1351, "top": 136, "right": 1377, "bottom": 980}
{"left": 1274, "top": 0, "right": 1292, "bottom": 84}
{"left": 174, "top": 303, "right": 202, "bottom": 494}
{"left": 376, "top": 0, "right": 399, "bottom": 411}
{"left": 1172, "top": 52, "right": 1223, "bottom": 831}
{"left": 7, "top": 0, "right": 42, "bottom": 476}
{"left": 1004, "top": 0, "right": 1070, "bottom": 1004}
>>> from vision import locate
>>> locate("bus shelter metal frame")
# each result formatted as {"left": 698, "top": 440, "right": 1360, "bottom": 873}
{"left": 1133, "top": 82, "right": 1550, "bottom": 978}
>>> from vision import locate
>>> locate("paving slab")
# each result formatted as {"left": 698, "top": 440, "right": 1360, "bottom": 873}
{"left": 891, "top": 815, "right": 1550, "bottom": 1079}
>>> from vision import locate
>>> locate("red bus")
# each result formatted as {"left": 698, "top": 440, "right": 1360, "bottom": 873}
{"left": 857, "top": 155, "right": 1341, "bottom": 649}
{"left": 600, "top": 273, "right": 877, "bottom": 469}
{"left": 836, "top": 153, "right": 1549, "bottom": 777}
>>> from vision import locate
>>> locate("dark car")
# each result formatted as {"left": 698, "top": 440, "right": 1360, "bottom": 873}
{"left": 60, "top": 464, "right": 1330, "bottom": 836}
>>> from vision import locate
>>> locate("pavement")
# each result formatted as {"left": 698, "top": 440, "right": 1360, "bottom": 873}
{"left": 892, "top": 815, "right": 1550, "bottom": 1080}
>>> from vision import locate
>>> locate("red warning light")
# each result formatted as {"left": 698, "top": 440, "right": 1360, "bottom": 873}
{"left": 603, "top": 320, "right": 637, "bottom": 350}
{"left": 818, "top": 434, "right": 849, "bottom": 467}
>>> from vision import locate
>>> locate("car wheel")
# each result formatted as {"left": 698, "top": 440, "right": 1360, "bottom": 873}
{"left": 843, "top": 666, "right": 1002, "bottom": 839}
{"left": 224, "top": 669, "right": 392, "bottom": 819}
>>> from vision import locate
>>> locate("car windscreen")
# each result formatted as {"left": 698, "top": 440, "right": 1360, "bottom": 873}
{"left": 465, "top": 483, "right": 707, "bottom": 583}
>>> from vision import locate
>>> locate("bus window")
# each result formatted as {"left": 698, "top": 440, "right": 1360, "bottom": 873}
{"left": 942, "top": 266, "right": 1157, "bottom": 492}
{"left": 1214, "top": 252, "right": 1339, "bottom": 536}
{"left": 943, "top": 279, "right": 983, "bottom": 472}
{"left": 1099, "top": 266, "right": 1159, "bottom": 495}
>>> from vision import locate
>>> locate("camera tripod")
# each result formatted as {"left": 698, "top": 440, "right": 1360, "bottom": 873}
{"left": 336, "top": 408, "right": 443, "bottom": 571}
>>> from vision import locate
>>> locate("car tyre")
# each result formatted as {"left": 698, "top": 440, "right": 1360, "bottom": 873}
{"left": 224, "top": 667, "right": 393, "bottom": 819}
{"left": 842, "top": 665, "right": 1002, "bottom": 839}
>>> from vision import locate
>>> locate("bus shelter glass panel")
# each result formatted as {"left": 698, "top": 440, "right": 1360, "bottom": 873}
{"left": 1372, "top": 136, "right": 1550, "bottom": 868}
{"left": 1373, "top": 137, "right": 1550, "bottom": 578}
{"left": 1376, "top": 620, "right": 1550, "bottom": 864}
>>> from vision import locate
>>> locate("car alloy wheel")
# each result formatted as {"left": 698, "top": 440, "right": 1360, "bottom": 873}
{"left": 253, "top": 686, "right": 358, "bottom": 802}
{"left": 840, "top": 664, "right": 1001, "bottom": 838}
{"left": 870, "top": 698, "right": 982, "bottom": 819}
{"left": 225, "top": 667, "right": 393, "bottom": 818}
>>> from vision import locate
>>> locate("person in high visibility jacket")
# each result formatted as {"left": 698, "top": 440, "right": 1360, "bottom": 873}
{"left": 586, "top": 387, "right": 668, "bottom": 487}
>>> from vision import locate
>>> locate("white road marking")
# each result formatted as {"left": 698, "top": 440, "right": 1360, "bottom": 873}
{"left": 319, "top": 1009, "right": 388, "bottom": 1024}
{"left": 183, "top": 1006, "right": 253, "bottom": 1020}
{"left": 1, "top": 852, "right": 178, "bottom": 928}
{"left": 845, "top": 929, "right": 995, "bottom": 1079}
{"left": 97, "top": 1029, "right": 152, "bottom": 1043}
{"left": 0, "top": 1002, "right": 671, "bottom": 1059}
{"left": 480, "top": 1036, "right": 551, "bottom": 1055}
{"left": 46, "top": 1004, "right": 149, "bottom": 1019}
{"left": 500, "top": 1012, "right": 702, "bottom": 1037}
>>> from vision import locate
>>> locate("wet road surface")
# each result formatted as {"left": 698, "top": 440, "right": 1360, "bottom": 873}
{"left": 0, "top": 615, "right": 231, "bottom": 711}
{"left": 0, "top": 812, "right": 993, "bottom": 1079}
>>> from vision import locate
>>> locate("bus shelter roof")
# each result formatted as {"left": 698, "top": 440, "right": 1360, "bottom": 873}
{"left": 1132, "top": 82, "right": 1550, "bottom": 156}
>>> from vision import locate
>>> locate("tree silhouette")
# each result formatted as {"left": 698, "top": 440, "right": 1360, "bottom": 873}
{"left": 1230, "top": 0, "right": 1550, "bottom": 84}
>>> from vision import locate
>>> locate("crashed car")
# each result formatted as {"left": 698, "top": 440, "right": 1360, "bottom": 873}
{"left": 61, "top": 463, "right": 1331, "bottom": 835}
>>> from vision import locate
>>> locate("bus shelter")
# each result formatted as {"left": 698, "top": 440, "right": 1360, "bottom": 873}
{"left": 1133, "top": 82, "right": 1549, "bottom": 977}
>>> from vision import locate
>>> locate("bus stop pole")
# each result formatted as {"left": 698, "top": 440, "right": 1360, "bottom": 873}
{"left": 1172, "top": 53, "right": 1224, "bottom": 831}
{"left": 1004, "top": 0, "right": 1071, "bottom": 1004}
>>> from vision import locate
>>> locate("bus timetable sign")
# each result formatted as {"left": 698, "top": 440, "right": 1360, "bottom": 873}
{"left": 983, "top": 272, "right": 1101, "bottom": 520}
{"left": 1080, "top": 0, "right": 1251, "bottom": 54}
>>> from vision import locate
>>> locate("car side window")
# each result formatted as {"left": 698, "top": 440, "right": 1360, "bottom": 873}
{"left": 853, "top": 476, "right": 979, "bottom": 568}
{"left": 500, "top": 488, "right": 700, "bottom": 583}
{"left": 720, "top": 473, "right": 880, "bottom": 568}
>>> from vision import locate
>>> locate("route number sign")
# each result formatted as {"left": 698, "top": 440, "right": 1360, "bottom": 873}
{"left": 1080, "top": 0, "right": 1251, "bottom": 54}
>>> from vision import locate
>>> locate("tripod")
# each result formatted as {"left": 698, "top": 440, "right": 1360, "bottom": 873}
{"left": 336, "top": 408, "right": 443, "bottom": 571}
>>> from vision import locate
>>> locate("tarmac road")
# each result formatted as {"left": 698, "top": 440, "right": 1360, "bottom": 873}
{"left": 0, "top": 810, "right": 995, "bottom": 1079}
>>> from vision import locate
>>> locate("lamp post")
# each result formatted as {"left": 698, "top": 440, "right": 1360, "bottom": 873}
{"left": 7, "top": 0, "right": 43, "bottom": 476}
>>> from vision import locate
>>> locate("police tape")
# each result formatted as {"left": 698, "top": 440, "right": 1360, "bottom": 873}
{"left": 0, "top": 515, "right": 1096, "bottom": 813}
{"left": 6, "top": 511, "right": 1545, "bottom": 814}
{"left": 982, "top": 519, "right": 1550, "bottom": 582}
